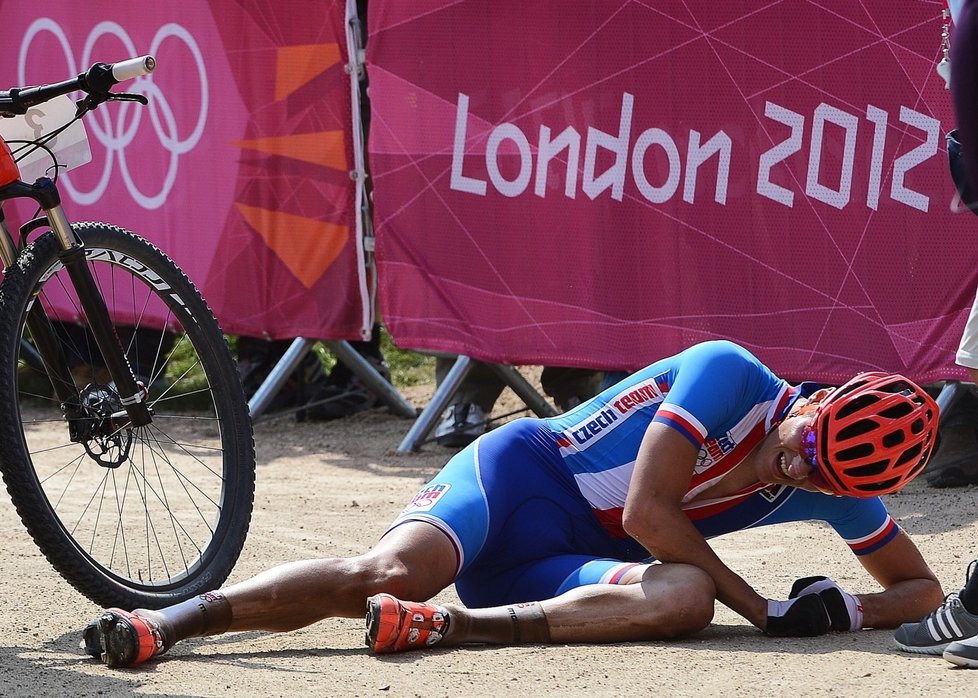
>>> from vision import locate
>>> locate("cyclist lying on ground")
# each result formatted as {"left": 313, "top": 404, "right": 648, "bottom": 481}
{"left": 83, "top": 340, "right": 944, "bottom": 666}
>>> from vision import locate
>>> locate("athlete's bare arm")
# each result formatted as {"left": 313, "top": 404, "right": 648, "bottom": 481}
{"left": 852, "top": 529, "right": 943, "bottom": 628}
{"left": 622, "top": 422, "right": 769, "bottom": 628}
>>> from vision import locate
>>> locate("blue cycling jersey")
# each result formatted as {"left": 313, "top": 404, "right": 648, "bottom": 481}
{"left": 547, "top": 339, "right": 798, "bottom": 534}
{"left": 388, "top": 341, "right": 898, "bottom": 608}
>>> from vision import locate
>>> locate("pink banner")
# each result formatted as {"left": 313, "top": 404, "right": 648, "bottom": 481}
{"left": 0, "top": 0, "right": 368, "bottom": 340}
{"left": 369, "top": 0, "right": 976, "bottom": 384}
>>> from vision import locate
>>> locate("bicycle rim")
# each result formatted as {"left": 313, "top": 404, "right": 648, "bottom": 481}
{"left": 0, "top": 222, "right": 255, "bottom": 608}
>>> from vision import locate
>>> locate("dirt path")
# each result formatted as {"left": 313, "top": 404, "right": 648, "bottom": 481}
{"left": 0, "top": 381, "right": 975, "bottom": 697}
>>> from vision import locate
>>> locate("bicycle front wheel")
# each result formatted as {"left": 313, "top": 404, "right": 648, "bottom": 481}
{"left": 0, "top": 222, "right": 255, "bottom": 609}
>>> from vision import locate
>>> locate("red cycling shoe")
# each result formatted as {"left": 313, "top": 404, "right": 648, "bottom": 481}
{"left": 82, "top": 608, "right": 169, "bottom": 668}
{"left": 365, "top": 593, "right": 451, "bottom": 653}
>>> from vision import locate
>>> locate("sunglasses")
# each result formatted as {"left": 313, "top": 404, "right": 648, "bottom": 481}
{"left": 798, "top": 417, "right": 837, "bottom": 495}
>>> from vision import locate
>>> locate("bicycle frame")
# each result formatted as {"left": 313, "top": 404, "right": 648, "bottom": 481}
{"left": 0, "top": 168, "right": 152, "bottom": 429}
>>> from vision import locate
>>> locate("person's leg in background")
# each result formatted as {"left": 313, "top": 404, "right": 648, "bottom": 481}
{"left": 932, "top": 0, "right": 978, "bottom": 489}
{"left": 925, "top": 285, "right": 978, "bottom": 487}
{"left": 925, "top": 385, "right": 978, "bottom": 487}
{"left": 52, "top": 321, "right": 174, "bottom": 392}
{"left": 434, "top": 362, "right": 606, "bottom": 448}
{"left": 52, "top": 321, "right": 112, "bottom": 388}
{"left": 235, "top": 336, "right": 325, "bottom": 413}
{"left": 434, "top": 357, "right": 504, "bottom": 448}
{"left": 306, "top": 324, "right": 391, "bottom": 421}
{"left": 540, "top": 366, "right": 603, "bottom": 411}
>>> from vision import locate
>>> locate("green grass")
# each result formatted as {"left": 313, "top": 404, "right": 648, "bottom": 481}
{"left": 306, "top": 326, "right": 435, "bottom": 387}
{"left": 379, "top": 327, "right": 436, "bottom": 387}
{"left": 224, "top": 327, "right": 435, "bottom": 389}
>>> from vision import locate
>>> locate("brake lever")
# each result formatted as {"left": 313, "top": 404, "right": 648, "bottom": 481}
{"left": 108, "top": 92, "right": 149, "bottom": 105}
{"left": 74, "top": 91, "right": 148, "bottom": 117}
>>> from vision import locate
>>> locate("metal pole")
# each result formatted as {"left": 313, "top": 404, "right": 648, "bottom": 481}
{"left": 397, "top": 355, "right": 474, "bottom": 452}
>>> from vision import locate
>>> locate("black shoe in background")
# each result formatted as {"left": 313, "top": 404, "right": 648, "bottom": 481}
{"left": 925, "top": 387, "right": 978, "bottom": 488}
{"left": 305, "top": 358, "right": 391, "bottom": 421}
{"left": 236, "top": 339, "right": 329, "bottom": 413}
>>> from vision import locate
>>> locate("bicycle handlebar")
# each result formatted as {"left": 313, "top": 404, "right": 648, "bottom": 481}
{"left": 0, "top": 55, "right": 156, "bottom": 117}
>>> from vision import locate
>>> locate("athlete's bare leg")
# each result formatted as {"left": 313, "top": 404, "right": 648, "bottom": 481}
{"left": 540, "top": 563, "right": 716, "bottom": 642}
{"left": 459, "top": 563, "right": 714, "bottom": 644}
{"left": 370, "top": 563, "right": 716, "bottom": 652}
{"left": 85, "top": 521, "right": 458, "bottom": 665}
{"left": 221, "top": 521, "right": 458, "bottom": 631}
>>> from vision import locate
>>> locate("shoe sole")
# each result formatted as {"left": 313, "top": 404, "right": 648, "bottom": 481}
{"left": 84, "top": 613, "right": 140, "bottom": 667}
{"left": 364, "top": 596, "right": 383, "bottom": 651}
{"left": 83, "top": 609, "right": 166, "bottom": 668}
{"left": 82, "top": 618, "right": 105, "bottom": 659}
{"left": 944, "top": 650, "right": 978, "bottom": 668}
{"left": 894, "top": 639, "right": 949, "bottom": 656}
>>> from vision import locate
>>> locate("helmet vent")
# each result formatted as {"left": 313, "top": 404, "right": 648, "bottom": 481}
{"left": 837, "top": 443, "right": 874, "bottom": 462}
{"left": 847, "top": 459, "right": 888, "bottom": 476}
{"left": 879, "top": 403, "right": 913, "bottom": 420}
{"left": 835, "top": 394, "right": 876, "bottom": 419}
{"left": 860, "top": 476, "right": 903, "bottom": 492}
{"left": 882, "top": 431, "right": 905, "bottom": 448}
{"left": 838, "top": 420, "right": 876, "bottom": 441}
{"left": 895, "top": 442, "right": 923, "bottom": 467}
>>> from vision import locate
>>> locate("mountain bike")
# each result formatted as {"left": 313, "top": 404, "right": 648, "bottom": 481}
{"left": 0, "top": 56, "right": 255, "bottom": 609}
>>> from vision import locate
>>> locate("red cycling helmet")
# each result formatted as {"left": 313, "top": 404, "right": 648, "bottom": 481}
{"left": 800, "top": 372, "right": 940, "bottom": 497}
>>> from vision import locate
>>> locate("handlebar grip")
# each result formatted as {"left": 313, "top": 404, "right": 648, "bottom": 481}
{"left": 111, "top": 56, "right": 156, "bottom": 83}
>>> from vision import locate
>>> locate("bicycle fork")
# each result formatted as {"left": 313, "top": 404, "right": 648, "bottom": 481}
{"left": 0, "top": 178, "right": 152, "bottom": 429}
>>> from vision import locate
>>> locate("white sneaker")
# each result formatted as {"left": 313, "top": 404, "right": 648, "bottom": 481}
{"left": 435, "top": 403, "right": 486, "bottom": 448}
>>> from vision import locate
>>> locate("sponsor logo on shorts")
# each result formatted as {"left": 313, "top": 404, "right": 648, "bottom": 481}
{"left": 402, "top": 483, "right": 452, "bottom": 512}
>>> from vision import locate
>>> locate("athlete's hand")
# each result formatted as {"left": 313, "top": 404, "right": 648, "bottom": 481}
{"left": 788, "top": 575, "right": 864, "bottom": 631}
{"left": 765, "top": 595, "right": 832, "bottom": 636}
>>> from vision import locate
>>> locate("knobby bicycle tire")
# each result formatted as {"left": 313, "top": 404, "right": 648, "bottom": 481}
{"left": 0, "top": 222, "right": 255, "bottom": 609}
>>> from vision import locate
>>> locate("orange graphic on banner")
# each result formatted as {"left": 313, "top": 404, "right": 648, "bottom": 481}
{"left": 275, "top": 43, "right": 341, "bottom": 101}
{"left": 236, "top": 203, "right": 348, "bottom": 289}
{"left": 234, "top": 131, "right": 347, "bottom": 170}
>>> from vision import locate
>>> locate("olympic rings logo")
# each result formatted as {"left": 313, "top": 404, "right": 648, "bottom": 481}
{"left": 18, "top": 19, "right": 208, "bottom": 210}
